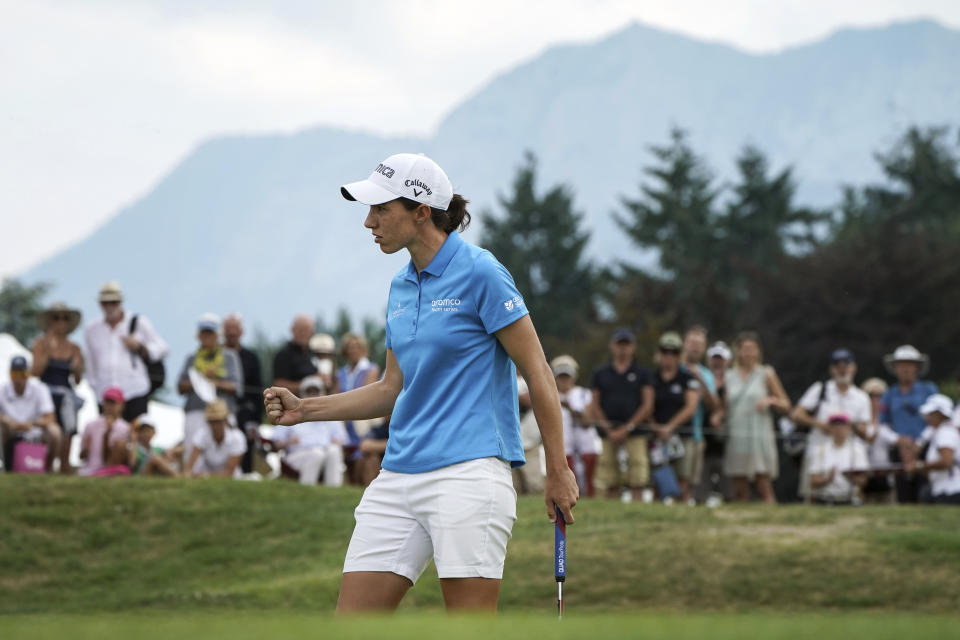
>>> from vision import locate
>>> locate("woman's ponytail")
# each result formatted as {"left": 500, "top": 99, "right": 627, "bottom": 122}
{"left": 431, "top": 194, "right": 471, "bottom": 233}
{"left": 400, "top": 194, "right": 472, "bottom": 234}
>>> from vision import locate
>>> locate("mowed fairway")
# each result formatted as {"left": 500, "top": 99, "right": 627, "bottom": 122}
{"left": 2, "top": 474, "right": 959, "bottom": 639}
{"left": 5, "top": 612, "right": 959, "bottom": 640}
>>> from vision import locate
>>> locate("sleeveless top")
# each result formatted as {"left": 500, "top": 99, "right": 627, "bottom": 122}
{"left": 41, "top": 357, "right": 72, "bottom": 391}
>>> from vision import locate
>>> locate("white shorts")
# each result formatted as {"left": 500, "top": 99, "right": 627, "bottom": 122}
{"left": 343, "top": 456, "right": 517, "bottom": 583}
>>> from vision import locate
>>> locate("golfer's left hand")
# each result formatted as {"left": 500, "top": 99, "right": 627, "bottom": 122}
{"left": 545, "top": 466, "right": 579, "bottom": 525}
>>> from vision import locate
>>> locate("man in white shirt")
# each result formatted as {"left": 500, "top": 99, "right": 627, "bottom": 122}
{"left": 0, "top": 356, "right": 59, "bottom": 472}
{"left": 808, "top": 414, "right": 869, "bottom": 504}
{"left": 184, "top": 399, "right": 246, "bottom": 478}
{"left": 84, "top": 281, "right": 168, "bottom": 421}
{"left": 272, "top": 376, "right": 347, "bottom": 486}
{"left": 791, "top": 349, "right": 871, "bottom": 500}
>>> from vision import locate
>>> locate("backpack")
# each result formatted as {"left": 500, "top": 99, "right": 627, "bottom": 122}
{"left": 129, "top": 314, "right": 166, "bottom": 395}
{"left": 783, "top": 380, "right": 830, "bottom": 457}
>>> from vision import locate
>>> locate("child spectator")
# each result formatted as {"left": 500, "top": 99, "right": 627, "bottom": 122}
{"left": 553, "top": 355, "right": 597, "bottom": 497}
{"left": 184, "top": 400, "right": 246, "bottom": 478}
{"left": 808, "top": 414, "right": 868, "bottom": 505}
{"left": 272, "top": 376, "right": 348, "bottom": 486}
{"left": 77, "top": 386, "right": 131, "bottom": 476}
{"left": 129, "top": 415, "right": 178, "bottom": 476}
{"left": 858, "top": 378, "right": 897, "bottom": 504}
{"left": 911, "top": 394, "right": 960, "bottom": 505}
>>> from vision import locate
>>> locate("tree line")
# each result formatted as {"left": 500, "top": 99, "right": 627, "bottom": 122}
{"left": 479, "top": 126, "right": 960, "bottom": 396}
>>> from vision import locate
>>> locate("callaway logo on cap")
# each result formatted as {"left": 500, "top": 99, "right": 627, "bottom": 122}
{"left": 341, "top": 153, "right": 454, "bottom": 211}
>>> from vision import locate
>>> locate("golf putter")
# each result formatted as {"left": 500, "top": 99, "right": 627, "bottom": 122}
{"left": 554, "top": 505, "right": 566, "bottom": 619}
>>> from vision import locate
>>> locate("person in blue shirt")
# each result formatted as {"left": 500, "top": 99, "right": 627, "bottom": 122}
{"left": 880, "top": 344, "right": 937, "bottom": 503}
{"left": 264, "top": 152, "right": 579, "bottom": 614}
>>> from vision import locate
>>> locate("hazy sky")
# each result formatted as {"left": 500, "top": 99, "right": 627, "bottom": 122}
{"left": 3, "top": 0, "right": 959, "bottom": 278}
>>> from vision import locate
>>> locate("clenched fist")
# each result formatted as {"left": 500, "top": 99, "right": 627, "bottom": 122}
{"left": 263, "top": 387, "right": 304, "bottom": 426}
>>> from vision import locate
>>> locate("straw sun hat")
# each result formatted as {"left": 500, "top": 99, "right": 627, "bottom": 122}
{"left": 37, "top": 302, "right": 82, "bottom": 334}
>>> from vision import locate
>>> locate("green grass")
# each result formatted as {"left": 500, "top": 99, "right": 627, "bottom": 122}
{"left": 2, "top": 475, "right": 959, "bottom": 616}
{"left": 4, "top": 612, "right": 959, "bottom": 640}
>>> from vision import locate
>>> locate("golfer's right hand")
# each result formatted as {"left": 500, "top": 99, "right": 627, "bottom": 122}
{"left": 263, "top": 387, "right": 304, "bottom": 426}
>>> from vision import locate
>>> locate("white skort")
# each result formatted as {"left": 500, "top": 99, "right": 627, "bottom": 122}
{"left": 343, "top": 456, "right": 517, "bottom": 583}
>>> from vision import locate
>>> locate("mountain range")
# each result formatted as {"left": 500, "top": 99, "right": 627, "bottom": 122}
{"left": 25, "top": 19, "right": 960, "bottom": 383}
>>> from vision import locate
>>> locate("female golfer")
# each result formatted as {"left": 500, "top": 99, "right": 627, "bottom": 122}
{"left": 264, "top": 153, "right": 579, "bottom": 613}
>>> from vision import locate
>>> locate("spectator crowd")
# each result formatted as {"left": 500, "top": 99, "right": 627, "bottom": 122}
{"left": 2, "top": 281, "right": 959, "bottom": 506}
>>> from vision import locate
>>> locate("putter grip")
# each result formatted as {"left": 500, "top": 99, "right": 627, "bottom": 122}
{"left": 554, "top": 506, "right": 566, "bottom": 583}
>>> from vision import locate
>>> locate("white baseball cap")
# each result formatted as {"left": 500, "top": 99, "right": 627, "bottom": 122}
{"left": 550, "top": 355, "right": 579, "bottom": 378}
{"left": 920, "top": 393, "right": 953, "bottom": 418}
{"left": 341, "top": 153, "right": 453, "bottom": 211}
{"left": 197, "top": 312, "right": 222, "bottom": 333}
{"left": 707, "top": 341, "right": 732, "bottom": 361}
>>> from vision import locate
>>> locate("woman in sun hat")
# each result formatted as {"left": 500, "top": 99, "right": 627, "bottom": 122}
{"left": 263, "top": 152, "right": 578, "bottom": 613}
{"left": 31, "top": 301, "right": 84, "bottom": 473}
{"left": 879, "top": 345, "right": 938, "bottom": 503}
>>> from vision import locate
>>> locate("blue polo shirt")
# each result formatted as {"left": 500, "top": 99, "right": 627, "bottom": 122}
{"left": 382, "top": 231, "right": 528, "bottom": 473}
{"left": 880, "top": 380, "right": 938, "bottom": 439}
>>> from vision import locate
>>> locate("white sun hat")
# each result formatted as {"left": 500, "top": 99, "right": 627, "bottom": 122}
{"left": 883, "top": 344, "right": 930, "bottom": 376}
{"left": 919, "top": 393, "right": 953, "bottom": 418}
{"left": 341, "top": 153, "right": 453, "bottom": 211}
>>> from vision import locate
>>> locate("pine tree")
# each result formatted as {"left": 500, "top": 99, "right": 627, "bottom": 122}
{"left": 613, "top": 128, "right": 720, "bottom": 329}
{"left": 479, "top": 152, "right": 596, "bottom": 352}
{"left": 837, "top": 126, "right": 960, "bottom": 238}
{"left": 721, "top": 146, "right": 828, "bottom": 333}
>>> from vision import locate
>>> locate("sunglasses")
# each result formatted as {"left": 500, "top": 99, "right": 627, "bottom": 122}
{"left": 100, "top": 301, "right": 121, "bottom": 307}
{"left": 50, "top": 314, "right": 71, "bottom": 322}
{"left": 659, "top": 348, "right": 681, "bottom": 355}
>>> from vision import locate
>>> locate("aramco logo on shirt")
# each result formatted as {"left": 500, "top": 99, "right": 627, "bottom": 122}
{"left": 431, "top": 297, "right": 462, "bottom": 313}
{"left": 503, "top": 295, "right": 524, "bottom": 311}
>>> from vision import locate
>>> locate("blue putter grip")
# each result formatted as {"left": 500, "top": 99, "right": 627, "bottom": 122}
{"left": 554, "top": 506, "right": 566, "bottom": 582}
